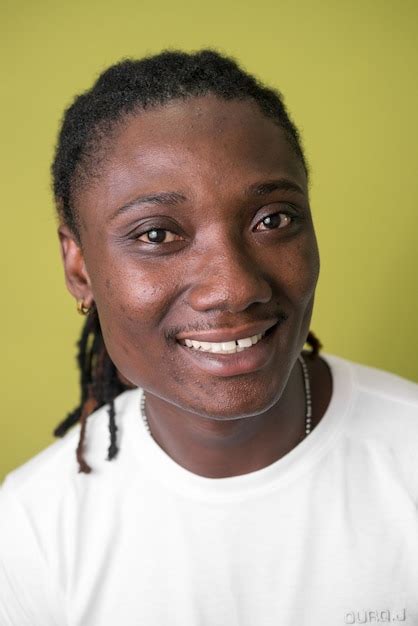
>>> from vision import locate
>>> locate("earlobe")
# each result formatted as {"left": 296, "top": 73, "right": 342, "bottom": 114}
{"left": 58, "top": 224, "right": 94, "bottom": 306}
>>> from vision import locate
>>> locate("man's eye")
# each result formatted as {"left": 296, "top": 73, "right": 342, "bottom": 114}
{"left": 137, "top": 228, "right": 182, "bottom": 244}
{"left": 254, "top": 212, "right": 293, "bottom": 231}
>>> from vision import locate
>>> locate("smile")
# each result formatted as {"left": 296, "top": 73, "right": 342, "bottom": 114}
{"left": 176, "top": 320, "right": 282, "bottom": 377}
{"left": 180, "top": 332, "right": 265, "bottom": 354}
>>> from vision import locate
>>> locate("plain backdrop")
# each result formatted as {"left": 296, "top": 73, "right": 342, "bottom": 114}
{"left": 1, "top": 0, "right": 417, "bottom": 480}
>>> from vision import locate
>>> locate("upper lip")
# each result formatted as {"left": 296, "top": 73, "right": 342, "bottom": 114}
{"left": 176, "top": 319, "right": 279, "bottom": 343}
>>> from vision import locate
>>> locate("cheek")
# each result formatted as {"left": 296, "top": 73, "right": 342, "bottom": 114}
{"left": 300, "top": 240, "right": 320, "bottom": 296}
{"left": 275, "top": 235, "right": 320, "bottom": 304}
{"left": 89, "top": 257, "right": 178, "bottom": 359}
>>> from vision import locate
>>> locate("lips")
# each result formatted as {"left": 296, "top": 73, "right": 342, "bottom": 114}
{"left": 176, "top": 318, "right": 279, "bottom": 344}
{"left": 176, "top": 318, "right": 283, "bottom": 377}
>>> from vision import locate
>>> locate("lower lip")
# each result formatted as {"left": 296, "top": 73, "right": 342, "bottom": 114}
{"left": 176, "top": 323, "right": 281, "bottom": 377}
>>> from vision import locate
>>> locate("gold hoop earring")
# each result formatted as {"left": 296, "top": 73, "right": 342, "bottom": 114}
{"left": 77, "top": 300, "right": 91, "bottom": 316}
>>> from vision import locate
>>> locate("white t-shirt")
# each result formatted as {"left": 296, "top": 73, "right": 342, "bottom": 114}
{"left": 1, "top": 353, "right": 417, "bottom": 626}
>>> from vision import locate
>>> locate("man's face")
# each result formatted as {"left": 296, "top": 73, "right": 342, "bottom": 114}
{"left": 62, "top": 95, "right": 320, "bottom": 420}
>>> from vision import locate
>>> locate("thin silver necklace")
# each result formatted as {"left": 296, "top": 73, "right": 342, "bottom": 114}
{"left": 140, "top": 353, "right": 312, "bottom": 437}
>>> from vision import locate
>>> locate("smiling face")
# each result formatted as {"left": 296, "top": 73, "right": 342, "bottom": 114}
{"left": 60, "top": 95, "right": 320, "bottom": 420}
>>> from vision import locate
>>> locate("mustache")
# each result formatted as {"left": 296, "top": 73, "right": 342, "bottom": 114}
{"left": 165, "top": 310, "right": 289, "bottom": 342}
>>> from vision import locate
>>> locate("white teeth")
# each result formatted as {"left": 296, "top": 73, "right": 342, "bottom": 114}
{"left": 182, "top": 332, "right": 266, "bottom": 354}
{"left": 221, "top": 341, "right": 236, "bottom": 351}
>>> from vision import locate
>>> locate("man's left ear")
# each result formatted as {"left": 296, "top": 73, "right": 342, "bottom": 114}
{"left": 58, "top": 223, "right": 94, "bottom": 309}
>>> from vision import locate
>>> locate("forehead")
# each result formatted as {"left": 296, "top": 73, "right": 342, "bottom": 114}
{"left": 75, "top": 95, "right": 307, "bottom": 219}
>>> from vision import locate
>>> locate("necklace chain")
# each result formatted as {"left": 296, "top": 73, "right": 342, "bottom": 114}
{"left": 140, "top": 353, "right": 312, "bottom": 437}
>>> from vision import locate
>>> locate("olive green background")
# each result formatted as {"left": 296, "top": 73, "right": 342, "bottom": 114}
{"left": 1, "top": 0, "right": 417, "bottom": 481}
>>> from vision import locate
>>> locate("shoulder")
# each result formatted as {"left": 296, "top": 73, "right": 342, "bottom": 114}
{"left": 349, "top": 356, "right": 417, "bottom": 406}
{"left": 0, "top": 387, "right": 140, "bottom": 612}
{"left": 350, "top": 356, "right": 417, "bottom": 443}
{"left": 323, "top": 352, "right": 418, "bottom": 496}
{"left": 323, "top": 351, "right": 417, "bottom": 409}
{"left": 1, "top": 388, "right": 140, "bottom": 503}
{"left": 324, "top": 352, "right": 417, "bottom": 434}
{"left": 324, "top": 352, "right": 418, "bottom": 494}
{"left": 0, "top": 388, "right": 141, "bottom": 621}
{"left": 320, "top": 352, "right": 417, "bottom": 455}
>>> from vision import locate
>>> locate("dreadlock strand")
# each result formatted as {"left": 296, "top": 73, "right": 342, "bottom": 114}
{"left": 101, "top": 355, "right": 119, "bottom": 461}
{"left": 75, "top": 309, "right": 102, "bottom": 415}
{"left": 306, "top": 330, "right": 323, "bottom": 358}
{"left": 107, "top": 399, "right": 118, "bottom": 461}
{"left": 75, "top": 384, "right": 97, "bottom": 473}
{"left": 52, "top": 314, "right": 95, "bottom": 439}
{"left": 52, "top": 308, "right": 104, "bottom": 442}
{"left": 53, "top": 407, "right": 82, "bottom": 438}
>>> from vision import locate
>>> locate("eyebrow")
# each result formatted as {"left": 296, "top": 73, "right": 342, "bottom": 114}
{"left": 245, "top": 179, "right": 305, "bottom": 196}
{"left": 110, "top": 178, "right": 304, "bottom": 222}
{"left": 110, "top": 191, "right": 186, "bottom": 222}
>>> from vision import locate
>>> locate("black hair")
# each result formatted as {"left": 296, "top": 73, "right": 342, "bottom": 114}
{"left": 51, "top": 48, "right": 322, "bottom": 473}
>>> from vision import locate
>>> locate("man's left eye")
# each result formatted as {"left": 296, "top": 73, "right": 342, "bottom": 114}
{"left": 255, "top": 212, "right": 292, "bottom": 231}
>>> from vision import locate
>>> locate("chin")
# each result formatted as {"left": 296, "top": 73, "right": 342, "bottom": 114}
{"left": 174, "top": 368, "right": 293, "bottom": 421}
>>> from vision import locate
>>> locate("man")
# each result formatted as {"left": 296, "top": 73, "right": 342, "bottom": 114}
{"left": 1, "top": 49, "right": 417, "bottom": 625}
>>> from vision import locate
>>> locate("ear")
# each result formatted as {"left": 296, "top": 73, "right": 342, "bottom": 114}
{"left": 58, "top": 224, "right": 94, "bottom": 307}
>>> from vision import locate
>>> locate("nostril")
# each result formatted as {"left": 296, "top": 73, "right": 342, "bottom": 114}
{"left": 187, "top": 279, "right": 273, "bottom": 314}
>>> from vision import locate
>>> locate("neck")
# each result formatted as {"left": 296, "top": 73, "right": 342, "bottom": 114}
{"left": 142, "top": 356, "right": 317, "bottom": 479}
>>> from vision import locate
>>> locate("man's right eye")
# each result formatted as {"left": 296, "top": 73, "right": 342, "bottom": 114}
{"left": 137, "top": 228, "right": 182, "bottom": 244}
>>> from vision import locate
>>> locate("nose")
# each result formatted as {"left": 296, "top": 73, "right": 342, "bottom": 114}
{"left": 186, "top": 233, "right": 273, "bottom": 314}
